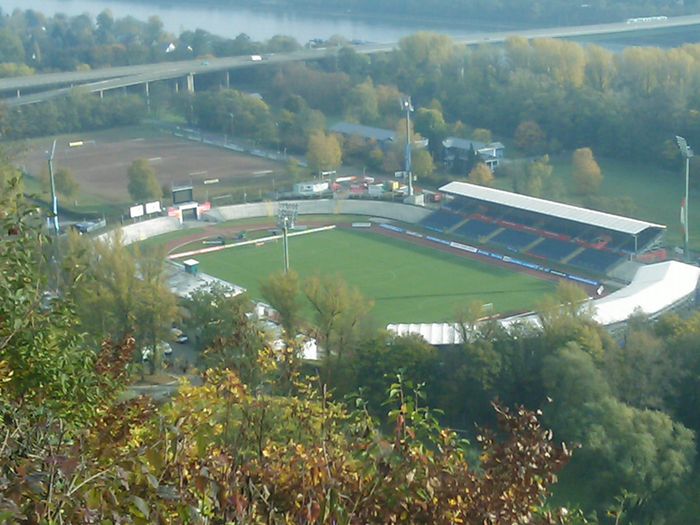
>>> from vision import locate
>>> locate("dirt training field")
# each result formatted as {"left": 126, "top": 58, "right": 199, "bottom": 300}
{"left": 19, "top": 128, "right": 279, "bottom": 203}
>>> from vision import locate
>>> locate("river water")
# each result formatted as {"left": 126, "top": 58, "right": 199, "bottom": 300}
{"left": 1, "top": 0, "right": 496, "bottom": 44}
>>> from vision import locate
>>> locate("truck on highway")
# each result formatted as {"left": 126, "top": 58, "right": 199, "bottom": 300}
{"left": 250, "top": 55, "right": 263, "bottom": 61}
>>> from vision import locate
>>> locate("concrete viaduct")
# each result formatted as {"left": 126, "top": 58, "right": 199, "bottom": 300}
{"left": 2, "top": 13, "right": 700, "bottom": 108}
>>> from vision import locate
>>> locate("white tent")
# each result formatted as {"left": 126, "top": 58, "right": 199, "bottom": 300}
{"left": 592, "top": 261, "right": 700, "bottom": 325}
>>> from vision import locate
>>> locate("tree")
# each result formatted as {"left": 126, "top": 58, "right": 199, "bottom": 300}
{"left": 515, "top": 120, "right": 547, "bottom": 154}
{"left": 55, "top": 167, "right": 79, "bottom": 200}
{"left": 304, "top": 275, "right": 373, "bottom": 383}
{"left": 0, "top": 177, "right": 121, "bottom": 422}
{"left": 414, "top": 107, "right": 448, "bottom": 158}
{"left": 468, "top": 162, "right": 494, "bottom": 186}
{"left": 306, "top": 131, "right": 342, "bottom": 174}
{"left": 571, "top": 147, "right": 603, "bottom": 195}
{"left": 472, "top": 128, "right": 493, "bottom": 143}
{"left": 542, "top": 343, "right": 696, "bottom": 515}
{"left": 260, "top": 270, "right": 303, "bottom": 336}
{"left": 412, "top": 148, "right": 435, "bottom": 180}
{"left": 64, "top": 230, "right": 177, "bottom": 372}
{"left": 127, "top": 158, "right": 162, "bottom": 201}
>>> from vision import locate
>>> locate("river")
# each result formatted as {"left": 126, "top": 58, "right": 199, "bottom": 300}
{"left": 1, "top": 0, "right": 497, "bottom": 44}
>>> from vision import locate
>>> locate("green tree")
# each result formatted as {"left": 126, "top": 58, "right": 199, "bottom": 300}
{"left": 304, "top": 275, "right": 373, "bottom": 383}
{"left": 515, "top": 120, "right": 547, "bottom": 154}
{"left": 65, "top": 231, "right": 177, "bottom": 371}
{"left": 306, "top": 130, "right": 342, "bottom": 173}
{"left": 472, "top": 128, "right": 493, "bottom": 143}
{"left": 412, "top": 148, "right": 435, "bottom": 180}
{"left": 0, "top": 177, "right": 119, "bottom": 422}
{"left": 571, "top": 147, "right": 603, "bottom": 195}
{"left": 127, "top": 158, "right": 162, "bottom": 202}
{"left": 260, "top": 270, "right": 303, "bottom": 336}
{"left": 55, "top": 167, "right": 79, "bottom": 200}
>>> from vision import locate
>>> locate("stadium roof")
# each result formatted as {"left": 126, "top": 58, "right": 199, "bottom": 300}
{"left": 592, "top": 261, "right": 700, "bottom": 325}
{"left": 440, "top": 181, "right": 665, "bottom": 236}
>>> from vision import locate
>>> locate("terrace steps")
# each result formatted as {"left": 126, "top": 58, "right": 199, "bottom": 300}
{"left": 483, "top": 227, "right": 505, "bottom": 243}
{"left": 447, "top": 217, "right": 471, "bottom": 234}
{"left": 562, "top": 246, "right": 586, "bottom": 264}
{"left": 524, "top": 237, "right": 545, "bottom": 252}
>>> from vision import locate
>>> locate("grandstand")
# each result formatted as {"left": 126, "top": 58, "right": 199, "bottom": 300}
{"left": 419, "top": 181, "right": 667, "bottom": 277}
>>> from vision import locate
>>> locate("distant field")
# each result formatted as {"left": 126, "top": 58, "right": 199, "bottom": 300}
{"left": 16, "top": 126, "right": 281, "bottom": 215}
{"left": 189, "top": 228, "right": 557, "bottom": 325}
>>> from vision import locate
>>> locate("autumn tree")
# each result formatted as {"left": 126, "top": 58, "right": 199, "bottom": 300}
{"left": 127, "top": 158, "right": 162, "bottom": 202}
{"left": 468, "top": 162, "right": 494, "bottom": 186}
{"left": 571, "top": 147, "right": 603, "bottom": 195}
{"left": 306, "top": 130, "right": 342, "bottom": 174}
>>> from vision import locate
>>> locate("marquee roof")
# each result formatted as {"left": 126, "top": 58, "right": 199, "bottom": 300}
{"left": 440, "top": 181, "right": 665, "bottom": 236}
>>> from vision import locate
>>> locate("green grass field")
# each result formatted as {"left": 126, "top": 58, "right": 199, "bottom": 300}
{"left": 191, "top": 228, "right": 557, "bottom": 325}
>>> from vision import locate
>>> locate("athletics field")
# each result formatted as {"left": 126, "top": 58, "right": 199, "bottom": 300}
{"left": 188, "top": 227, "right": 557, "bottom": 325}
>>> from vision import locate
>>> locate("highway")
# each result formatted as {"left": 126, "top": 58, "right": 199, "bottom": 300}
{"left": 3, "top": 13, "right": 700, "bottom": 107}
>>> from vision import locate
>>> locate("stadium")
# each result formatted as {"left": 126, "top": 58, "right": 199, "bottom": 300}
{"left": 110, "top": 180, "right": 700, "bottom": 341}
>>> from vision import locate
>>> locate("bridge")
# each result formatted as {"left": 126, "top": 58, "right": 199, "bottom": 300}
{"left": 3, "top": 14, "right": 700, "bottom": 107}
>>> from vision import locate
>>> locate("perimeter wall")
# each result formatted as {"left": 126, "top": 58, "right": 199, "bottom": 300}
{"left": 207, "top": 199, "right": 432, "bottom": 224}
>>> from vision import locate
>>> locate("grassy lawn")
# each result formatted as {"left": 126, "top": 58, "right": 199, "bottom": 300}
{"left": 192, "top": 228, "right": 556, "bottom": 325}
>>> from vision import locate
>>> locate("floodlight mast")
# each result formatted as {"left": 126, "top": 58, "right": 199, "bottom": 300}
{"left": 401, "top": 96, "right": 414, "bottom": 196}
{"left": 676, "top": 135, "right": 694, "bottom": 262}
{"left": 277, "top": 203, "right": 298, "bottom": 273}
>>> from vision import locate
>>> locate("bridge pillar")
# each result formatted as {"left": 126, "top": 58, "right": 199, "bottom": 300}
{"left": 186, "top": 73, "right": 195, "bottom": 93}
{"left": 174, "top": 80, "right": 179, "bottom": 93}
{"left": 145, "top": 81, "right": 150, "bottom": 112}
{"left": 16, "top": 89, "right": 20, "bottom": 98}
{"left": 225, "top": 71, "right": 230, "bottom": 89}
{"left": 99, "top": 90, "right": 104, "bottom": 99}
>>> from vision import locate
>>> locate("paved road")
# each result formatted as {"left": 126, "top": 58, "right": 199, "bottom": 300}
{"left": 2, "top": 14, "right": 700, "bottom": 107}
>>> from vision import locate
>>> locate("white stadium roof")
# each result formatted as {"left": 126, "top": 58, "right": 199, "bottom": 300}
{"left": 592, "top": 260, "right": 700, "bottom": 325}
{"left": 440, "top": 181, "right": 665, "bottom": 236}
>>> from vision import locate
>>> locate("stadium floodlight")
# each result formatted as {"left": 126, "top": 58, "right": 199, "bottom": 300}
{"left": 400, "top": 95, "right": 414, "bottom": 197}
{"left": 676, "top": 135, "right": 694, "bottom": 261}
{"left": 277, "top": 202, "right": 298, "bottom": 273}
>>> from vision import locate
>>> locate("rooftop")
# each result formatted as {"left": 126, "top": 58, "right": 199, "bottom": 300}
{"left": 329, "top": 121, "right": 396, "bottom": 142}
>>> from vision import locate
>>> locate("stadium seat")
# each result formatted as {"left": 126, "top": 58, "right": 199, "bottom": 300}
{"left": 490, "top": 229, "right": 540, "bottom": 251}
{"left": 454, "top": 219, "right": 500, "bottom": 241}
{"left": 528, "top": 238, "right": 577, "bottom": 261}
{"left": 421, "top": 210, "right": 464, "bottom": 232}
{"left": 569, "top": 249, "right": 625, "bottom": 273}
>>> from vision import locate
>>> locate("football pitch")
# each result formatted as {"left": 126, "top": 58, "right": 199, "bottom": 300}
{"left": 191, "top": 228, "right": 557, "bottom": 325}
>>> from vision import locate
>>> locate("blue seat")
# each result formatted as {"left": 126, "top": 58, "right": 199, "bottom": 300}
{"left": 455, "top": 220, "right": 500, "bottom": 241}
{"left": 528, "top": 238, "right": 577, "bottom": 260}
{"left": 490, "top": 229, "right": 539, "bottom": 250}
{"left": 569, "top": 249, "right": 625, "bottom": 273}
{"left": 421, "top": 210, "right": 463, "bottom": 232}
